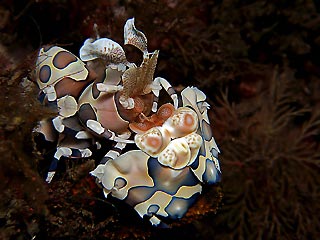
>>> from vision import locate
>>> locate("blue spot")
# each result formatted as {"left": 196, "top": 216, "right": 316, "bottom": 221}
{"left": 201, "top": 120, "right": 212, "bottom": 141}
{"left": 48, "top": 157, "right": 59, "bottom": 171}
{"left": 37, "top": 91, "right": 46, "bottom": 103}
{"left": 165, "top": 194, "right": 199, "bottom": 219}
{"left": 114, "top": 177, "right": 127, "bottom": 189}
{"left": 126, "top": 186, "right": 155, "bottom": 206}
{"left": 199, "top": 140, "right": 206, "bottom": 157}
{"left": 202, "top": 159, "right": 221, "bottom": 184}
{"left": 147, "top": 157, "right": 199, "bottom": 195}
{"left": 211, "top": 147, "right": 219, "bottom": 158}
{"left": 189, "top": 156, "right": 199, "bottom": 169}
{"left": 71, "top": 148, "right": 82, "bottom": 157}
{"left": 39, "top": 65, "right": 51, "bottom": 83}
{"left": 147, "top": 204, "right": 160, "bottom": 215}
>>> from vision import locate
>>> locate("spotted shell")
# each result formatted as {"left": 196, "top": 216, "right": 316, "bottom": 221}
{"left": 180, "top": 87, "right": 221, "bottom": 184}
{"left": 34, "top": 17, "right": 221, "bottom": 227}
{"left": 77, "top": 68, "right": 128, "bottom": 134}
{"left": 35, "top": 46, "right": 90, "bottom": 102}
{"left": 90, "top": 88, "right": 221, "bottom": 226}
{"left": 77, "top": 68, "right": 154, "bottom": 135}
{"left": 90, "top": 150, "right": 202, "bottom": 225}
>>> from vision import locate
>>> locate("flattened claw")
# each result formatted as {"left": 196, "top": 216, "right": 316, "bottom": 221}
{"left": 79, "top": 38, "right": 128, "bottom": 68}
{"left": 124, "top": 18, "right": 148, "bottom": 55}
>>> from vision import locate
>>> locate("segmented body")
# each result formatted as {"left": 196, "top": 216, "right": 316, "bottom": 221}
{"left": 91, "top": 87, "right": 221, "bottom": 225}
{"left": 33, "top": 18, "right": 221, "bottom": 226}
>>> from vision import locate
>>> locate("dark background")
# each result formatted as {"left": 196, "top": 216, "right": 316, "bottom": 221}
{"left": 0, "top": 0, "right": 319, "bottom": 239}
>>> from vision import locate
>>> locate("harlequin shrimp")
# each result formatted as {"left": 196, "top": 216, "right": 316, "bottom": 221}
{"left": 91, "top": 87, "right": 221, "bottom": 225}
{"left": 34, "top": 18, "right": 178, "bottom": 183}
{"left": 33, "top": 18, "right": 221, "bottom": 226}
